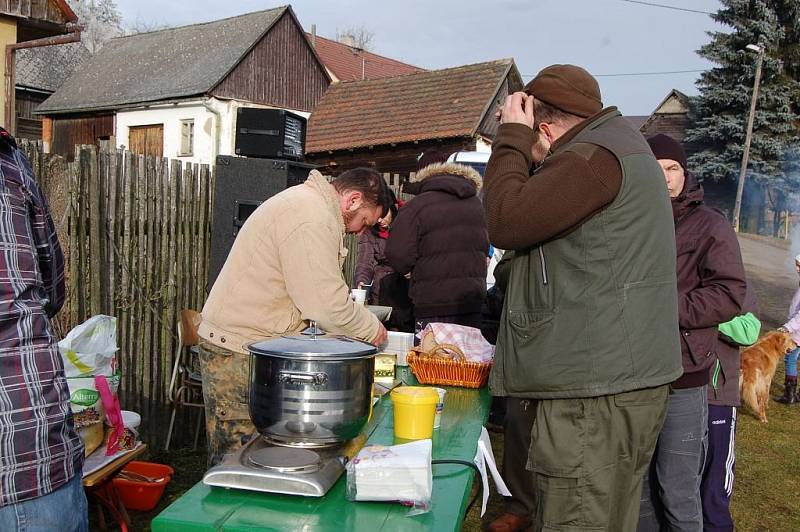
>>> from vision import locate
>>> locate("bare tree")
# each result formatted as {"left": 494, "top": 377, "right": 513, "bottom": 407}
{"left": 125, "top": 15, "right": 172, "bottom": 35}
{"left": 67, "top": 0, "right": 124, "bottom": 53}
{"left": 334, "top": 25, "right": 374, "bottom": 51}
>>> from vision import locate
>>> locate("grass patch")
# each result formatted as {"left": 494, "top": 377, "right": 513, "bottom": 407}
{"left": 731, "top": 366, "right": 799, "bottom": 531}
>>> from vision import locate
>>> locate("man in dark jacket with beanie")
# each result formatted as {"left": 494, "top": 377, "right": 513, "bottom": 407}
{"left": 484, "top": 65, "right": 682, "bottom": 532}
{"left": 638, "top": 134, "right": 747, "bottom": 532}
{"left": 385, "top": 151, "right": 488, "bottom": 329}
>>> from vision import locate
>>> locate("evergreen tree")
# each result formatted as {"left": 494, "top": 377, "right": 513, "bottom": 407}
{"left": 686, "top": 0, "right": 800, "bottom": 196}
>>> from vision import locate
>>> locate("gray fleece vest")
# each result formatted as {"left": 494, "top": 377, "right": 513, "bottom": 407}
{"left": 491, "top": 110, "right": 683, "bottom": 398}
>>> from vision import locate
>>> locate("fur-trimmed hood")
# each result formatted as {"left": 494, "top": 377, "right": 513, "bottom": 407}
{"left": 411, "top": 162, "right": 483, "bottom": 190}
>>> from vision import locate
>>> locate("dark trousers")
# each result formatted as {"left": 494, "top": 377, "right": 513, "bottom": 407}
{"left": 638, "top": 386, "right": 708, "bottom": 532}
{"left": 700, "top": 405, "right": 737, "bottom": 532}
{"left": 502, "top": 397, "right": 537, "bottom": 517}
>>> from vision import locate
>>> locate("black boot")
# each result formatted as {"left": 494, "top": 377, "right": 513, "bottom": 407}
{"left": 776, "top": 379, "right": 797, "bottom": 404}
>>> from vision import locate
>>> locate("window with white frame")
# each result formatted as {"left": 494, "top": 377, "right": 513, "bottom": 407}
{"left": 179, "top": 119, "right": 194, "bottom": 156}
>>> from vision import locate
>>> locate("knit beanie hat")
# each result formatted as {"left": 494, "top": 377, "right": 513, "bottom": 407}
{"left": 646, "top": 134, "right": 687, "bottom": 169}
{"left": 524, "top": 64, "right": 603, "bottom": 118}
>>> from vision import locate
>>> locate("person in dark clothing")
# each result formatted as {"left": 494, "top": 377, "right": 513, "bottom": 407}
{"left": 638, "top": 134, "right": 747, "bottom": 532}
{"left": 353, "top": 188, "right": 400, "bottom": 305}
{"left": 353, "top": 189, "right": 414, "bottom": 332}
{"left": 485, "top": 251, "right": 537, "bottom": 532}
{"left": 385, "top": 152, "right": 488, "bottom": 330}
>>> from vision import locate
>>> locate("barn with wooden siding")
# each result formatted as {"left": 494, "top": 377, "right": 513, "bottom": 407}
{"left": 305, "top": 59, "right": 523, "bottom": 176}
{"left": 640, "top": 89, "right": 693, "bottom": 142}
{"left": 37, "top": 6, "right": 331, "bottom": 163}
{"left": 0, "top": 0, "right": 78, "bottom": 132}
{"left": 14, "top": 41, "right": 88, "bottom": 139}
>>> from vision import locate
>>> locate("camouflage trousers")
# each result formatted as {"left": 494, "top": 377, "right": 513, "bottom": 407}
{"left": 198, "top": 341, "right": 255, "bottom": 466}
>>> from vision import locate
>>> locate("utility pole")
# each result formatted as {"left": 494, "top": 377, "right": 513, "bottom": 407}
{"left": 732, "top": 44, "right": 765, "bottom": 232}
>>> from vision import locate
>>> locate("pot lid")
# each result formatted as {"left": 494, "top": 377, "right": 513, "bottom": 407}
{"left": 248, "top": 321, "right": 377, "bottom": 359}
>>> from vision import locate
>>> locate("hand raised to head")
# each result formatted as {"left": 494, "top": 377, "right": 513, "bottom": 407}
{"left": 500, "top": 92, "right": 535, "bottom": 129}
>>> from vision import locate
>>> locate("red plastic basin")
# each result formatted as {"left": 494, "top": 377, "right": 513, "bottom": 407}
{"left": 112, "top": 461, "right": 174, "bottom": 512}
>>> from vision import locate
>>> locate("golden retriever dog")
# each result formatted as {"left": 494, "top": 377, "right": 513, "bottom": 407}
{"left": 740, "top": 330, "right": 797, "bottom": 423}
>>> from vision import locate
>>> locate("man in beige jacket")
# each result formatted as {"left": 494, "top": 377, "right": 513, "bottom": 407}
{"left": 199, "top": 167, "right": 390, "bottom": 464}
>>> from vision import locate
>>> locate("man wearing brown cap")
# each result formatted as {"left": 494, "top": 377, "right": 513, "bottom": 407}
{"left": 483, "top": 64, "right": 682, "bottom": 531}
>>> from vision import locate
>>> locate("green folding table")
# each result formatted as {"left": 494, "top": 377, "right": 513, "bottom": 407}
{"left": 152, "top": 368, "right": 491, "bottom": 532}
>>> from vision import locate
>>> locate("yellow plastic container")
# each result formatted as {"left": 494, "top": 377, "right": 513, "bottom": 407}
{"left": 390, "top": 386, "right": 439, "bottom": 440}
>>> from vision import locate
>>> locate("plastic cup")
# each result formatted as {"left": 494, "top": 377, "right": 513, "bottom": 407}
{"left": 390, "top": 386, "right": 439, "bottom": 440}
{"left": 433, "top": 388, "right": 446, "bottom": 428}
{"left": 351, "top": 288, "right": 367, "bottom": 305}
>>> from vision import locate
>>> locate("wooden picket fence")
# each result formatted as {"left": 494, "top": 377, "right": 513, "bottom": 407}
{"left": 22, "top": 141, "right": 213, "bottom": 449}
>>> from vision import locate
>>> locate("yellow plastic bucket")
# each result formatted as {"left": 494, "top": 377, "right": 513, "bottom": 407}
{"left": 390, "top": 386, "right": 439, "bottom": 440}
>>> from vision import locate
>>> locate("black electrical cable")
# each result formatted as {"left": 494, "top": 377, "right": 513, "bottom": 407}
{"left": 431, "top": 459, "right": 483, "bottom": 517}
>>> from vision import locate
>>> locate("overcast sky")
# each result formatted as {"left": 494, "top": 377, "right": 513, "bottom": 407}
{"left": 116, "top": 0, "right": 725, "bottom": 116}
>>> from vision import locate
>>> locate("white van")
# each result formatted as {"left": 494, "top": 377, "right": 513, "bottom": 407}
{"left": 447, "top": 151, "right": 491, "bottom": 177}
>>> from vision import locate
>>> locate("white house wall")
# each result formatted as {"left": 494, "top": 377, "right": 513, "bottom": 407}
{"left": 115, "top": 98, "right": 311, "bottom": 166}
{"left": 116, "top": 102, "right": 214, "bottom": 165}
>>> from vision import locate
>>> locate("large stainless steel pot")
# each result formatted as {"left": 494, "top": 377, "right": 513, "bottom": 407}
{"left": 248, "top": 324, "right": 376, "bottom": 446}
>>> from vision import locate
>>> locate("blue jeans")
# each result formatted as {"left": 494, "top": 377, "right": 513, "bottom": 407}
{"left": 638, "top": 385, "right": 709, "bottom": 532}
{"left": 785, "top": 347, "right": 799, "bottom": 378}
{"left": 0, "top": 474, "right": 88, "bottom": 532}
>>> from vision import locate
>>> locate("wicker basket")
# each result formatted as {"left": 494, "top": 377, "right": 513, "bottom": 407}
{"left": 406, "top": 343, "right": 492, "bottom": 389}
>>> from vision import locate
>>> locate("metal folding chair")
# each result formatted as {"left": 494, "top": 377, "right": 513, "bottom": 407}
{"left": 164, "top": 309, "right": 204, "bottom": 450}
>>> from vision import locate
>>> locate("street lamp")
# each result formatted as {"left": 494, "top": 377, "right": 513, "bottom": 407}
{"left": 732, "top": 43, "right": 765, "bottom": 232}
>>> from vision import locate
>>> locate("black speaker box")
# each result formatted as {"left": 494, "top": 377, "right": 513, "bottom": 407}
{"left": 207, "top": 156, "right": 316, "bottom": 289}
{"left": 234, "top": 108, "right": 307, "bottom": 160}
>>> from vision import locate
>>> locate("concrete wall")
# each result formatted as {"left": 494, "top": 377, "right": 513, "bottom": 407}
{"left": 0, "top": 16, "right": 17, "bottom": 130}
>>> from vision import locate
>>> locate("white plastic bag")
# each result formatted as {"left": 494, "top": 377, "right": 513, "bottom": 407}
{"left": 59, "top": 315, "right": 119, "bottom": 377}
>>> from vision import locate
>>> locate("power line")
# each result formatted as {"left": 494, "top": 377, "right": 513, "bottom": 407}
{"left": 522, "top": 69, "right": 705, "bottom": 78}
{"left": 615, "top": 0, "right": 715, "bottom": 15}
{"left": 596, "top": 69, "right": 706, "bottom": 77}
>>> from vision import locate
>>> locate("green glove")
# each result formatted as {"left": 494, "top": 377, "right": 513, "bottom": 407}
{"left": 718, "top": 312, "right": 761, "bottom": 346}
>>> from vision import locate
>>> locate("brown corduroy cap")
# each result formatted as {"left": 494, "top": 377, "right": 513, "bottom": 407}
{"left": 524, "top": 64, "right": 603, "bottom": 118}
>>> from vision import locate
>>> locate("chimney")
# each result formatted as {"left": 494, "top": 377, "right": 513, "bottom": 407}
{"left": 340, "top": 33, "right": 356, "bottom": 48}
{"left": 311, "top": 24, "right": 316, "bottom": 48}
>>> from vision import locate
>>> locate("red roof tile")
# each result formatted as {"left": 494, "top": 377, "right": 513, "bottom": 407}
{"left": 306, "top": 33, "right": 422, "bottom": 81}
{"left": 307, "top": 59, "right": 515, "bottom": 153}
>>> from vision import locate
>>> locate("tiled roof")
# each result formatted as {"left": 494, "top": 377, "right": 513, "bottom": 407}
{"left": 16, "top": 42, "right": 90, "bottom": 93}
{"left": 306, "top": 33, "right": 422, "bottom": 81}
{"left": 38, "top": 7, "right": 287, "bottom": 113}
{"left": 307, "top": 59, "right": 515, "bottom": 153}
